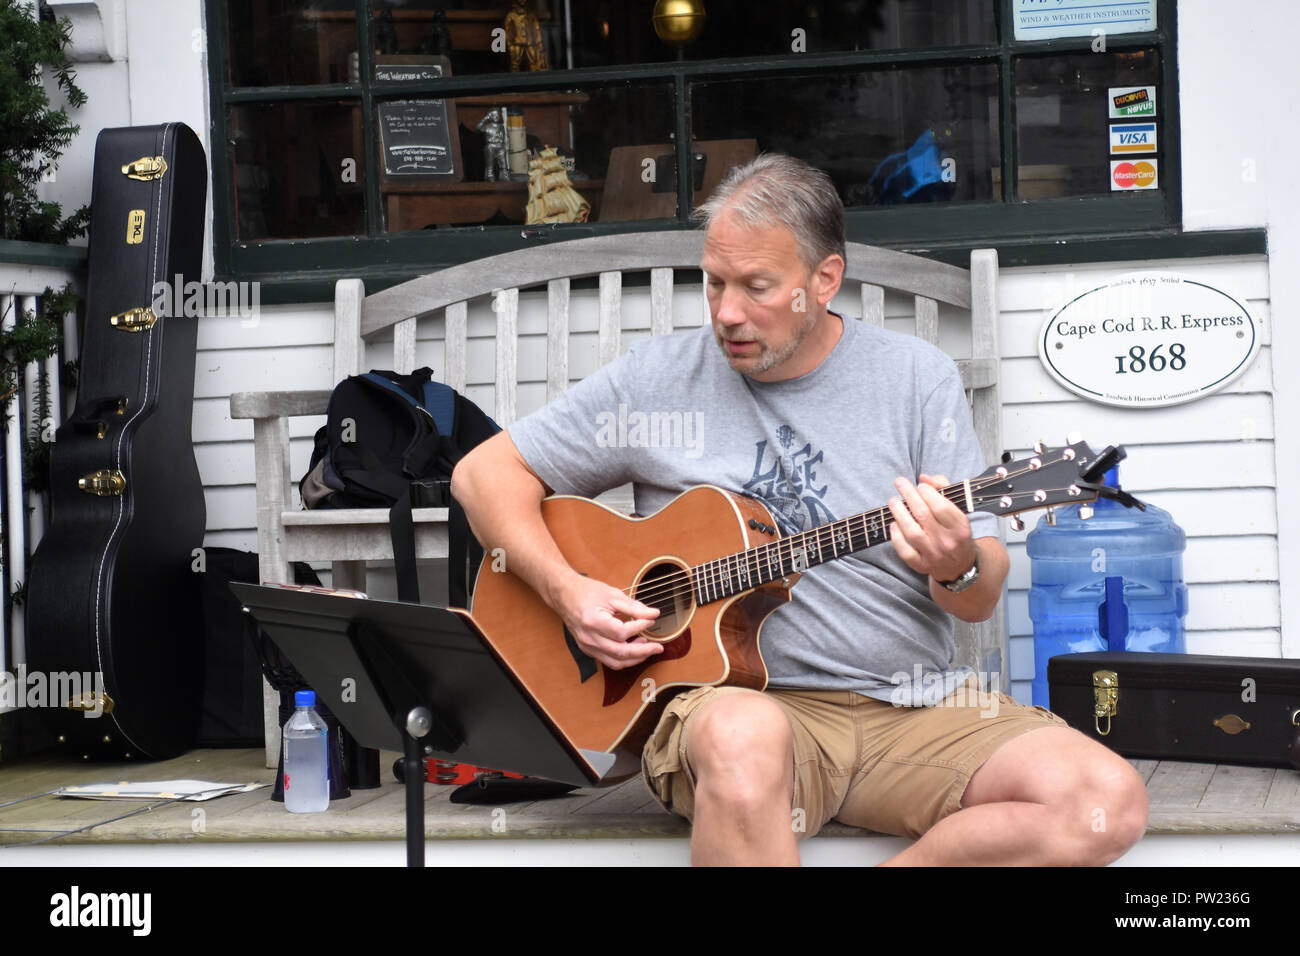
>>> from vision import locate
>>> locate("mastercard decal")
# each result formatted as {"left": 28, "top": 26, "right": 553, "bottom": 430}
{"left": 1110, "top": 159, "right": 1159, "bottom": 191}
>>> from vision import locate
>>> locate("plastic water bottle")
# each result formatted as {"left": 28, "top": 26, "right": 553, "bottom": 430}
{"left": 283, "top": 690, "right": 330, "bottom": 813}
{"left": 1027, "top": 466, "right": 1187, "bottom": 707}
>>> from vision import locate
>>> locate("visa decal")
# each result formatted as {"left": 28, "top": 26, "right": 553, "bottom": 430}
{"left": 1110, "top": 123, "right": 1157, "bottom": 154}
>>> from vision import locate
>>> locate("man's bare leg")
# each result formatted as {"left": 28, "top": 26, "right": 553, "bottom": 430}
{"left": 879, "top": 726, "right": 1149, "bottom": 866}
{"left": 686, "top": 694, "right": 801, "bottom": 866}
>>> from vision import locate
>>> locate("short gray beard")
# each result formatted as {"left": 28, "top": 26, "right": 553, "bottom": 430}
{"left": 723, "top": 306, "right": 822, "bottom": 375}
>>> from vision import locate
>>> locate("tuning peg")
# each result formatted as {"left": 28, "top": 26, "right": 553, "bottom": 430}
{"left": 1066, "top": 431, "right": 1083, "bottom": 446}
{"left": 1001, "top": 450, "right": 1013, "bottom": 464}
{"left": 1033, "top": 439, "right": 1045, "bottom": 454}
{"left": 1045, "top": 507, "right": 1057, "bottom": 526}
{"left": 1010, "top": 515, "right": 1025, "bottom": 532}
{"left": 1079, "top": 504, "right": 1094, "bottom": 520}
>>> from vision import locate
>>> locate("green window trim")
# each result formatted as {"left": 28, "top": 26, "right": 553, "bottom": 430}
{"left": 207, "top": 0, "right": 1189, "bottom": 294}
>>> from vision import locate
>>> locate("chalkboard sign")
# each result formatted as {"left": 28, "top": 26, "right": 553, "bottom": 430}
{"left": 375, "top": 56, "right": 462, "bottom": 181}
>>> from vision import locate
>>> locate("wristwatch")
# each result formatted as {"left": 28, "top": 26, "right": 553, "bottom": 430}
{"left": 937, "top": 551, "right": 980, "bottom": 593}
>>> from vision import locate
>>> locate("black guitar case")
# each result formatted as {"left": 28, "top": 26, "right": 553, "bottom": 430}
{"left": 27, "top": 123, "right": 208, "bottom": 760}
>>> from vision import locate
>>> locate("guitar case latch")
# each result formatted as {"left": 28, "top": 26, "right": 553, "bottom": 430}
{"left": 1093, "top": 669, "right": 1119, "bottom": 736}
{"left": 121, "top": 156, "right": 168, "bottom": 181}
{"left": 78, "top": 469, "right": 126, "bottom": 497}
{"left": 110, "top": 307, "right": 157, "bottom": 332}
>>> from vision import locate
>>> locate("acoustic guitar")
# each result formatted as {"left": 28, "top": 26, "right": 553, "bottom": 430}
{"left": 469, "top": 438, "right": 1139, "bottom": 780}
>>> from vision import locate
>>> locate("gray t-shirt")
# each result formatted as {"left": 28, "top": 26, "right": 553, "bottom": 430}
{"left": 509, "top": 314, "right": 997, "bottom": 704}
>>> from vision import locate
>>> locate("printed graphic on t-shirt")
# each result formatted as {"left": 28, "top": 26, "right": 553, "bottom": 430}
{"left": 742, "top": 425, "right": 837, "bottom": 533}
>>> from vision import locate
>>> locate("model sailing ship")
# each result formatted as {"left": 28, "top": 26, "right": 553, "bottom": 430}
{"left": 525, "top": 147, "right": 590, "bottom": 224}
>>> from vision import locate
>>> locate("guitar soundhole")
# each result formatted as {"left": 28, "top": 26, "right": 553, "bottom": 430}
{"left": 635, "top": 561, "right": 693, "bottom": 639}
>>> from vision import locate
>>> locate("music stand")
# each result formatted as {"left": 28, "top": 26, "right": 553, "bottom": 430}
{"left": 232, "top": 584, "right": 616, "bottom": 867}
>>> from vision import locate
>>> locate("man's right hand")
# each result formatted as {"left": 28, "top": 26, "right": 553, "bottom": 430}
{"left": 551, "top": 571, "right": 663, "bottom": 671}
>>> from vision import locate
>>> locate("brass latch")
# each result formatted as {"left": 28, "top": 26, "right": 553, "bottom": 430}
{"left": 121, "top": 156, "right": 168, "bottom": 181}
{"left": 66, "top": 691, "right": 115, "bottom": 715}
{"left": 1093, "top": 669, "right": 1119, "bottom": 736}
{"left": 79, "top": 470, "right": 126, "bottom": 497}
{"left": 110, "top": 307, "right": 157, "bottom": 332}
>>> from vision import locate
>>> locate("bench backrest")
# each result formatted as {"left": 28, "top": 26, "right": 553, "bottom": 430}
{"left": 333, "top": 232, "right": 999, "bottom": 458}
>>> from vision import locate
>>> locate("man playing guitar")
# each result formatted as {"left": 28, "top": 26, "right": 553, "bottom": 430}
{"left": 451, "top": 154, "right": 1148, "bottom": 866}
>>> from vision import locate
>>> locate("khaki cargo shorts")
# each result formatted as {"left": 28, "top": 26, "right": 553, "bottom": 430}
{"left": 641, "top": 675, "right": 1070, "bottom": 840}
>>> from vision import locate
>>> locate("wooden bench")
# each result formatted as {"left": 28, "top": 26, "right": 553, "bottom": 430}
{"left": 229, "top": 231, "right": 1003, "bottom": 766}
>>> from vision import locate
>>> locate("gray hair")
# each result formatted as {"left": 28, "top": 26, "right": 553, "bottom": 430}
{"left": 692, "top": 153, "right": 845, "bottom": 272}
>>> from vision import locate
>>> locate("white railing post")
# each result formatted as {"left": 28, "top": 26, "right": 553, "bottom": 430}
{"left": 0, "top": 257, "right": 83, "bottom": 707}
{"left": 1, "top": 291, "right": 28, "bottom": 681}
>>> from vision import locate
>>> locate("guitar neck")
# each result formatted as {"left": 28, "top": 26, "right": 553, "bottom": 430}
{"left": 690, "top": 480, "right": 978, "bottom": 606}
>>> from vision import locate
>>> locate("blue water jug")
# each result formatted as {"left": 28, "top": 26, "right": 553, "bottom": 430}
{"left": 1027, "top": 466, "right": 1187, "bottom": 707}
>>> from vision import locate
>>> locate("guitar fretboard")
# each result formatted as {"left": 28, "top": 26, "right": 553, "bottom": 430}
{"left": 690, "top": 482, "right": 970, "bottom": 606}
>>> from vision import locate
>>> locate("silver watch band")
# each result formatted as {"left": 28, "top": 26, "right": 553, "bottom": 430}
{"left": 938, "top": 551, "right": 980, "bottom": 593}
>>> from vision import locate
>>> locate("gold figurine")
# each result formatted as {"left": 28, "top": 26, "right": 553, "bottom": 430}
{"left": 505, "top": 0, "right": 549, "bottom": 71}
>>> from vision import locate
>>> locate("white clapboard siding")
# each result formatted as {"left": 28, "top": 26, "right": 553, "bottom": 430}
{"left": 1182, "top": 630, "right": 1284, "bottom": 656}
{"left": 1005, "top": 394, "right": 1275, "bottom": 445}
{"left": 1006, "top": 440, "right": 1275, "bottom": 493}
{"left": 194, "top": 345, "right": 336, "bottom": 400}
{"left": 997, "top": 256, "right": 1270, "bottom": 315}
{"left": 997, "top": 257, "right": 1278, "bottom": 684}
{"left": 194, "top": 437, "right": 320, "bottom": 488}
{"left": 193, "top": 302, "right": 336, "bottom": 537}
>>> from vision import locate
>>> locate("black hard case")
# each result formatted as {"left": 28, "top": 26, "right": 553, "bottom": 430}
{"left": 1048, "top": 652, "right": 1300, "bottom": 769}
{"left": 27, "top": 123, "right": 208, "bottom": 760}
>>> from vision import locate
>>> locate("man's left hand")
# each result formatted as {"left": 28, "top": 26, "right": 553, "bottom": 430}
{"left": 887, "top": 473, "right": 977, "bottom": 583}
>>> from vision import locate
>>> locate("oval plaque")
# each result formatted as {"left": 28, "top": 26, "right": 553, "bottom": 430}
{"left": 1038, "top": 272, "right": 1260, "bottom": 408}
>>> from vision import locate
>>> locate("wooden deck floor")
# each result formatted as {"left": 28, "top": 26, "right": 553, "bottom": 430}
{"left": 0, "top": 748, "right": 1297, "bottom": 848}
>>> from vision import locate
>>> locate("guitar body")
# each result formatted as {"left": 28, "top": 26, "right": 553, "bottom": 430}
{"left": 469, "top": 485, "right": 798, "bottom": 779}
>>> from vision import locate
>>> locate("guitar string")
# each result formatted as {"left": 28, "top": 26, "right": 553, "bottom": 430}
{"left": 626, "top": 484, "right": 1081, "bottom": 616}
{"left": 621, "top": 462, "right": 1089, "bottom": 611}
{"left": 625, "top": 469, "right": 1076, "bottom": 610}
{"left": 622, "top": 453, "right": 1082, "bottom": 610}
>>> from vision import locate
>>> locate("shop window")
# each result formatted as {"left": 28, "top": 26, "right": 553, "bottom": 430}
{"left": 1015, "top": 49, "right": 1161, "bottom": 199}
{"left": 207, "top": 0, "right": 1179, "bottom": 287}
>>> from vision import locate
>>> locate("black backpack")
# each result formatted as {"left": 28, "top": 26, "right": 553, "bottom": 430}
{"left": 299, "top": 367, "right": 499, "bottom": 606}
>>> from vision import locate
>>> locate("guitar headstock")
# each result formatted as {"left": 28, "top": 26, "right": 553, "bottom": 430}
{"left": 967, "top": 437, "right": 1139, "bottom": 529}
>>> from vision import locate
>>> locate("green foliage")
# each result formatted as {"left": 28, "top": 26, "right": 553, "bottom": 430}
{"left": 0, "top": 0, "right": 90, "bottom": 242}
{"left": 0, "top": 283, "right": 75, "bottom": 574}
{"left": 0, "top": 285, "right": 74, "bottom": 487}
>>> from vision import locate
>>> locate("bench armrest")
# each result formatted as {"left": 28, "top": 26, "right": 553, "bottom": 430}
{"left": 230, "top": 389, "right": 332, "bottom": 420}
